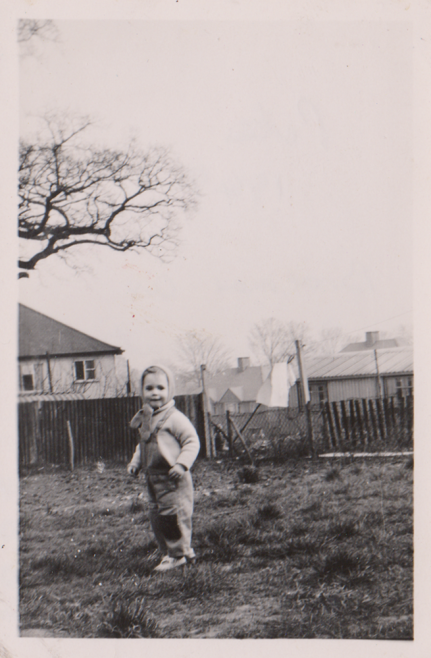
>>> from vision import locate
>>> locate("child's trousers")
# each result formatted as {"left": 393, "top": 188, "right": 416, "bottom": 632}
{"left": 146, "top": 471, "right": 195, "bottom": 559}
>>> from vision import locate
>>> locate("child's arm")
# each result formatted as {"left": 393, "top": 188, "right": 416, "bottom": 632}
{"left": 127, "top": 444, "right": 142, "bottom": 476}
{"left": 164, "top": 412, "right": 200, "bottom": 472}
{"left": 130, "top": 410, "right": 144, "bottom": 429}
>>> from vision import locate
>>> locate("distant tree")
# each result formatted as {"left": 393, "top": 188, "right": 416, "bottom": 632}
{"left": 18, "top": 19, "right": 59, "bottom": 43}
{"left": 18, "top": 115, "right": 196, "bottom": 278}
{"left": 175, "top": 330, "right": 232, "bottom": 387}
{"left": 397, "top": 324, "right": 413, "bottom": 345}
{"left": 249, "top": 318, "right": 313, "bottom": 367}
{"left": 313, "top": 327, "right": 352, "bottom": 355}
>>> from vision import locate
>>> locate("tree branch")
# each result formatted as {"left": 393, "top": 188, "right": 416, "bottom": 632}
{"left": 18, "top": 115, "right": 196, "bottom": 276}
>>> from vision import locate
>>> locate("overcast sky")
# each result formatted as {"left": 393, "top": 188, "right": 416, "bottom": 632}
{"left": 18, "top": 19, "right": 413, "bottom": 370}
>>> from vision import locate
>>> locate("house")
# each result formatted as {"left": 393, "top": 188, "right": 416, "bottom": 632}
{"left": 289, "top": 347, "right": 413, "bottom": 406}
{"left": 340, "top": 331, "right": 409, "bottom": 352}
{"left": 177, "top": 346, "right": 413, "bottom": 414}
{"left": 176, "top": 357, "right": 270, "bottom": 415}
{"left": 18, "top": 304, "right": 126, "bottom": 398}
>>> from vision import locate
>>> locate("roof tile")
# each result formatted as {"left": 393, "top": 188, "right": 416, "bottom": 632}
{"left": 19, "top": 304, "right": 123, "bottom": 359}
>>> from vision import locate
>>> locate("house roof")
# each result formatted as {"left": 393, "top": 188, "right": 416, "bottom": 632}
{"left": 19, "top": 304, "right": 123, "bottom": 359}
{"left": 340, "top": 337, "right": 409, "bottom": 352}
{"left": 219, "top": 386, "right": 245, "bottom": 403}
{"left": 301, "top": 348, "right": 413, "bottom": 381}
{"left": 176, "top": 364, "right": 271, "bottom": 403}
{"left": 176, "top": 348, "right": 413, "bottom": 403}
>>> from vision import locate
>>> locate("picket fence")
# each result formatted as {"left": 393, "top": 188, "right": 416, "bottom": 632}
{"left": 211, "top": 395, "right": 414, "bottom": 460}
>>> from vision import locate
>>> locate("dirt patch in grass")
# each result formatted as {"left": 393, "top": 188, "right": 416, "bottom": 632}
{"left": 19, "top": 458, "right": 413, "bottom": 638}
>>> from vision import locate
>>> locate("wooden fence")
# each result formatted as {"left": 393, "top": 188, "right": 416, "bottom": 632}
{"left": 18, "top": 394, "right": 206, "bottom": 467}
{"left": 211, "top": 395, "right": 413, "bottom": 460}
{"left": 320, "top": 396, "right": 413, "bottom": 451}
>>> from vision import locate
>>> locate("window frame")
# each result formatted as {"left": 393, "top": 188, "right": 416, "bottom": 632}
{"left": 74, "top": 359, "right": 97, "bottom": 382}
{"left": 22, "top": 373, "right": 34, "bottom": 391}
{"left": 308, "top": 381, "right": 328, "bottom": 405}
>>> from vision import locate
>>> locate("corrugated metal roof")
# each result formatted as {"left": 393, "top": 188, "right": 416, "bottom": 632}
{"left": 302, "top": 348, "right": 413, "bottom": 380}
{"left": 175, "top": 348, "right": 413, "bottom": 402}
{"left": 340, "top": 337, "right": 409, "bottom": 352}
{"left": 19, "top": 304, "right": 123, "bottom": 359}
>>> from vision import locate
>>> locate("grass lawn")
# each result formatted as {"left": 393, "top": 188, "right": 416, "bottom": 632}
{"left": 19, "top": 456, "right": 413, "bottom": 639}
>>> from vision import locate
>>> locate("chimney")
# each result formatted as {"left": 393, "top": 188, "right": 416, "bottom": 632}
{"left": 365, "top": 331, "right": 379, "bottom": 346}
{"left": 237, "top": 357, "right": 250, "bottom": 372}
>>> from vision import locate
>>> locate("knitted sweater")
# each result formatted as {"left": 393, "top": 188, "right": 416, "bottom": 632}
{"left": 128, "top": 405, "right": 200, "bottom": 472}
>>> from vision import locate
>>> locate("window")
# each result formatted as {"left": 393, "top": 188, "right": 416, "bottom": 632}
{"left": 22, "top": 374, "right": 34, "bottom": 391}
{"left": 408, "top": 378, "right": 413, "bottom": 394}
{"left": 396, "top": 379, "right": 402, "bottom": 398}
{"left": 74, "top": 360, "right": 96, "bottom": 381}
{"left": 309, "top": 382, "right": 327, "bottom": 405}
{"left": 396, "top": 377, "right": 413, "bottom": 399}
{"left": 85, "top": 360, "right": 96, "bottom": 379}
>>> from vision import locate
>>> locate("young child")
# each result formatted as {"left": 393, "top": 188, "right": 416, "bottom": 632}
{"left": 127, "top": 365, "right": 200, "bottom": 572}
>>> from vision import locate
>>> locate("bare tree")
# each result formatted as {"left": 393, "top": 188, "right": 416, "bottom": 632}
{"left": 397, "top": 324, "right": 413, "bottom": 346}
{"left": 313, "top": 327, "right": 352, "bottom": 356}
{"left": 249, "top": 318, "right": 314, "bottom": 367}
{"left": 19, "top": 115, "right": 196, "bottom": 278}
{"left": 18, "top": 19, "right": 59, "bottom": 43}
{"left": 175, "top": 330, "right": 232, "bottom": 387}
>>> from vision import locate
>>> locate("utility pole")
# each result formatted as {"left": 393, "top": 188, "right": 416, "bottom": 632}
{"left": 295, "top": 340, "right": 315, "bottom": 457}
{"left": 200, "top": 364, "right": 213, "bottom": 459}
{"left": 126, "top": 359, "right": 131, "bottom": 395}
{"left": 374, "top": 349, "right": 383, "bottom": 399}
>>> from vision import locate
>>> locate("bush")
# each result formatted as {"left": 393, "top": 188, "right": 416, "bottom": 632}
{"left": 238, "top": 466, "right": 259, "bottom": 484}
{"left": 315, "top": 547, "right": 365, "bottom": 579}
{"left": 257, "top": 503, "right": 283, "bottom": 520}
{"left": 98, "top": 596, "right": 159, "bottom": 638}
{"left": 324, "top": 467, "right": 341, "bottom": 482}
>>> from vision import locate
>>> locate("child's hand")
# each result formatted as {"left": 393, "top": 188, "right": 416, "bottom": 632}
{"left": 127, "top": 465, "right": 139, "bottom": 477}
{"left": 168, "top": 464, "right": 186, "bottom": 481}
{"left": 130, "top": 411, "right": 143, "bottom": 430}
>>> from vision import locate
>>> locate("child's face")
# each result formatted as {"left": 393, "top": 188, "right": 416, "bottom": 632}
{"left": 142, "top": 372, "right": 169, "bottom": 409}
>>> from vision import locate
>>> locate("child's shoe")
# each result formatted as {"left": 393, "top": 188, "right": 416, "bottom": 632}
{"left": 153, "top": 555, "right": 186, "bottom": 572}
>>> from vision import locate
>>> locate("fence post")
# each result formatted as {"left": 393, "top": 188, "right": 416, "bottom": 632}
{"left": 407, "top": 395, "right": 414, "bottom": 441}
{"left": 67, "top": 420, "right": 75, "bottom": 471}
{"left": 362, "top": 398, "right": 371, "bottom": 447}
{"left": 31, "top": 402, "right": 41, "bottom": 465}
{"left": 376, "top": 398, "right": 387, "bottom": 442}
{"left": 326, "top": 401, "right": 339, "bottom": 449}
{"left": 340, "top": 400, "right": 350, "bottom": 445}
{"left": 200, "top": 365, "right": 212, "bottom": 459}
{"left": 295, "top": 340, "right": 315, "bottom": 457}
{"left": 230, "top": 417, "right": 254, "bottom": 465}
{"left": 368, "top": 399, "right": 379, "bottom": 442}
{"left": 354, "top": 399, "right": 365, "bottom": 447}
{"left": 226, "top": 410, "right": 233, "bottom": 457}
{"left": 383, "top": 397, "right": 392, "bottom": 439}
{"left": 332, "top": 402, "right": 343, "bottom": 450}
{"left": 399, "top": 396, "right": 406, "bottom": 444}
{"left": 321, "top": 404, "right": 333, "bottom": 450}
{"left": 349, "top": 399, "right": 357, "bottom": 446}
